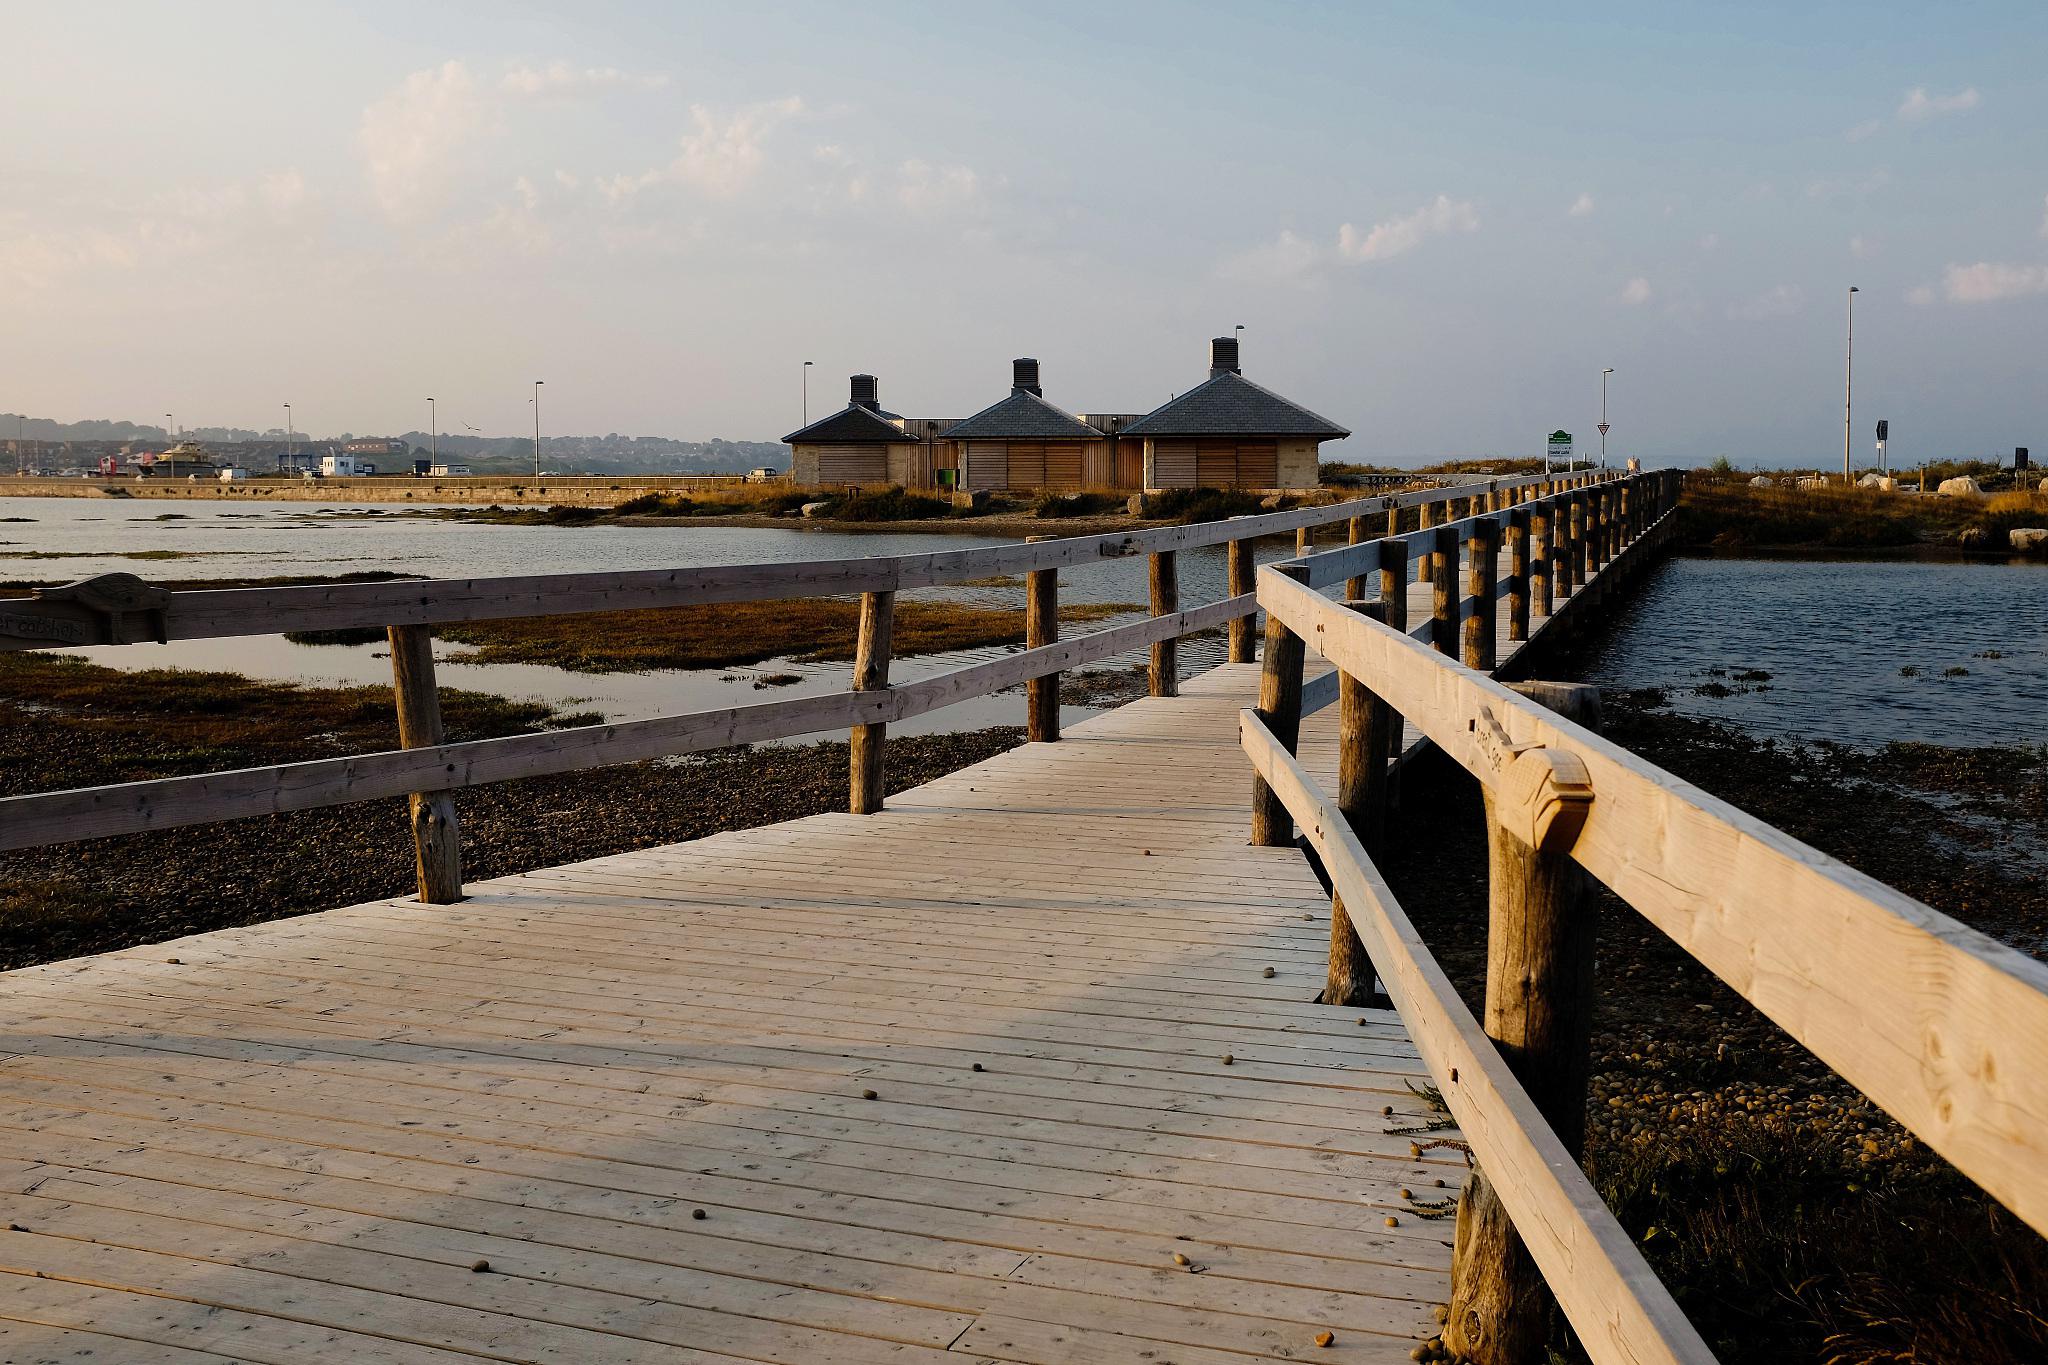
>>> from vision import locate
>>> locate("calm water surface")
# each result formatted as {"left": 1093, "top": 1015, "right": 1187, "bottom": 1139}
{"left": 1, "top": 496, "right": 1306, "bottom": 735}
{"left": 1580, "top": 556, "right": 2048, "bottom": 749}
{"left": 15, "top": 499, "right": 2040, "bottom": 750}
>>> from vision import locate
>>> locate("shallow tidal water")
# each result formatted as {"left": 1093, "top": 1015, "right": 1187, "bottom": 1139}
{"left": 1579, "top": 555, "right": 2048, "bottom": 749}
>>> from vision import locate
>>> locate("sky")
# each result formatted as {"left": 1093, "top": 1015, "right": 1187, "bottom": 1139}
{"left": 4, "top": 1, "right": 2045, "bottom": 467}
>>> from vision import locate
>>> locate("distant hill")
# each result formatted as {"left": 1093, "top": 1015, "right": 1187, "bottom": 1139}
{"left": 1, "top": 414, "right": 787, "bottom": 475}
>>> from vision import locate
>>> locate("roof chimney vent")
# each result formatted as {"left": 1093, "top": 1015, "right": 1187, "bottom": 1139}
{"left": 1011, "top": 357, "right": 1042, "bottom": 396}
{"left": 849, "top": 374, "right": 880, "bottom": 411}
{"left": 1209, "top": 336, "right": 1241, "bottom": 378}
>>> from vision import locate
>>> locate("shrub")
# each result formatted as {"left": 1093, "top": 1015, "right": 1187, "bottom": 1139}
{"left": 1138, "top": 487, "right": 1274, "bottom": 523}
{"left": 832, "top": 486, "right": 953, "bottom": 521}
{"left": 1031, "top": 491, "right": 1123, "bottom": 518}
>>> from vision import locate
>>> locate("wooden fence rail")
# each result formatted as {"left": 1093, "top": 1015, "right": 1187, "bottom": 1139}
{"left": 1, "top": 471, "right": 1626, "bottom": 873}
{"left": 1242, "top": 474, "right": 2048, "bottom": 1362}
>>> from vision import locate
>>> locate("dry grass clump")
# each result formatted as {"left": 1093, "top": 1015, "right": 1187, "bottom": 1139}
{"left": 439, "top": 598, "right": 1139, "bottom": 671}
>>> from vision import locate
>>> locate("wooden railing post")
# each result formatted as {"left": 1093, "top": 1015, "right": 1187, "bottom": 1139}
{"left": 1572, "top": 493, "right": 1590, "bottom": 589}
{"left": 1376, "top": 539, "right": 1411, "bottom": 810}
{"left": 1447, "top": 681, "right": 1603, "bottom": 1365}
{"left": 850, "top": 589, "right": 894, "bottom": 814}
{"left": 1249, "top": 566, "right": 1307, "bottom": 847}
{"left": 1226, "top": 535, "right": 1255, "bottom": 663}
{"left": 386, "top": 624, "right": 463, "bottom": 904}
{"left": 1505, "top": 507, "right": 1529, "bottom": 643}
{"left": 1296, "top": 525, "right": 1312, "bottom": 557}
{"left": 1619, "top": 480, "right": 1633, "bottom": 549}
{"left": 1529, "top": 501, "right": 1552, "bottom": 619}
{"left": 1345, "top": 513, "right": 1370, "bottom": 602}
{"left": 1430, "top": 525, "right": 1458, "bottom": 655}
{"left": 1328, "top": 599, "right": 1392, "bottom": 1007}
{"left": 1024, "top": 537, "right": 1058, "bottom": 743}
{"left": 1463, "top": 516, "right": 1497, "bottom": 671}
{"left": 1417, "top": 500, "right": 1438, "bottom": 586}
{"left": 1148, "top": 549, "right": 1179, "bottom": 697}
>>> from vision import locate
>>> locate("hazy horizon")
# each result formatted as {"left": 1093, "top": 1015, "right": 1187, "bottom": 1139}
{"left": 7, "top": 3, "right": 2044, "bottom": 467}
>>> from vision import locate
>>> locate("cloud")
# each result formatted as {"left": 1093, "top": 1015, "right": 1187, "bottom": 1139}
{"left": 358, "top": 60, "right": 489, "bottom": 221}
{"left": 0, "top": 171, "right": 314, "bottom": 292}
{"left": 1805, "top": 169, "right": 1892, "bottom": 201}
{"left": 1567, "top": 193, "right": 1595, "bottom": 219}
{"left": 1336, "top": 195, "right": 1479, "bottom": 263}
{"left": 1726, "top": 284, "right": 1805, "bottom": 320}
{"left": 1620, "top": 277, "right": 1653, "bottom": 306}
{"left": 1844, "top": 118, "right": 1883, "bottom": 142}
{"left": 895, "top": 159, "right": 981, "bottom": 215}
{"left": 606, "top": 97, "right": 805, "bottom": 202}
{"left": 1849, "top": 234, "right": 1877, "bottom": 259}
{"left": 1699, "top": 232, "right": 1721, "bottom": 251}
{"left": 1941, "top": 261, "right": 2048, "bottom": 303}
{"left": 1906, "top": 284, "right": 1937, "bottom": 307}
{"left": 2040, "top": 192, "right": 2048, "bottom": 238}
{"left": 1898, "top": 86, "right": 1979, "bottom": 123}
{"left": 500, "top": 62, "right": 663, "bottom": 97}
{"left": 1219, "top": 229, "right": 1325, "bottom": 284}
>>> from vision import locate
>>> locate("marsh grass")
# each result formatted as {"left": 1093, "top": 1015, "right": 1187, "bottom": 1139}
{"left": 437, "top": 598, "right": 1142, "bottom": 672}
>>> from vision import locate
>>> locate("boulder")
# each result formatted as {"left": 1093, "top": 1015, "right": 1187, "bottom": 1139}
{"left": 1748, "top": 475, "right": 1773, "bottom": 488}
{"left": 2010, "top": 528, "right": 2048, "bottom": 553}
{"left": 799, "top": 500, "right": 831, "bottom": 519}
{"left": 1126, "top": 494, "right": 1148, "bottom": 516}
{"left": 950, "top": 488, "right": 990, "bottom": 511}
{"left": 1937, "top": 476, "right": 1984, "bottom": 497}
{"left": 2038, "top": 476, "right": 2048, "bottom": 494}
{"left": 1856, "top": 471, "right": 1888, "bottom": 489}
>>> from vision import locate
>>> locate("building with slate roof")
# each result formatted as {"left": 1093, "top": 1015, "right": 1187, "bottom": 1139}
{"left": 1123, "top": 337, "right": 1347, "bottom": 489}
{"left": 782, "top": 375, "right": 930, "bottom": 487}
{"left": 940, "top": 359, "right": 1142, "bottom": 490}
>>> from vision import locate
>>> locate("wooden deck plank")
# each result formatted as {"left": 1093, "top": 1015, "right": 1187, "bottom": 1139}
{"left": 0, "top": 662, "right": 1457, "bottom": 1362}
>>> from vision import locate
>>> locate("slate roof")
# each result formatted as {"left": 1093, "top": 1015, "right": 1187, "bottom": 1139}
{"left": 939, "top": 391, "right": 1104, "bottom": 442}
{"left": 1121, "top": 372, "right": 1349, "bottom": 440}
{"left": 782, "top": 406, "right": 917, "bottom": 445}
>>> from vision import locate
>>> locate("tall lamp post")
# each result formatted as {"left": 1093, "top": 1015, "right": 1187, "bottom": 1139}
{"left": 802, "top": 360, "right": 813, "bottom": 425}
{"left": 426, "top": 397, "right": 437, "bottom": 468}
{"left": 530, "top": 380, "right": 544, "bottom": 478}
{"left": 1842, "top": 286, "right": 1859, "bottom": 484}
{"left": 1598, "top": 368, "right": 1614, "bottom": 471}
{"left": 164, "top": 413, "right": 174, "bottom": 442}
{"left": 283, "top": 403, "right": 293, "bottom": 468}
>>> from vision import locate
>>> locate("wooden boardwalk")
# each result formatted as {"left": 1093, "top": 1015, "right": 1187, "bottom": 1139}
{"left": 0, "top": 666, "right": 1464, "bottom": 1364}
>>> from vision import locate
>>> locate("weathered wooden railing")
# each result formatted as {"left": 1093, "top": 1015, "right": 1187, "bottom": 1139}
{"left": 0, "top": 472, "right": 1624, "bottom": 899}
{"left": 1239, "top": 467, "right": 2048, "bottom": 1364}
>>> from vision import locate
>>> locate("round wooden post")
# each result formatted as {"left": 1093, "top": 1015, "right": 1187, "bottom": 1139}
{"left": 1296, "top": 526, "right": 1312, "bottom": 557}
{"left": 1329, "top": 600, "right": 1393, "bottom": 1006}
{"left": 1024, "top": 538, "right": 1058, "bottom": 743}
{"left": 1249, "top": 566, "right": 1307, "bottom": 847}
{"left": 1446, "top": 683, "right": 1602, "bottom": 1365}
{"left": 1376, "top": 538, "right": 1411, "bottom": 810}
{"left": 1619, "top": 480, "right": 1634, "bottom": 549}
{"left": 1226, "top": 535, "right": 1255, "bottom": 663}
{"left": 1570, "top": 494, "right": 1589, "bottom": 590}
{"left": 386, "top": 624, "right": 463, "bottom": 904}
{"left": 1416, "top": 500, "right": 1438, "bottom": 585}
{"left": 1430, "top": 525, "right": 1458, "bottom": 656}
{"left": 1505, "top": 508, "right": 1529, "bottom": 643}
{"left": 1463, "top": 517, "right": 1497, "bottom": 671}
{"left": 1345, "top": 514, "right": 1370, "bottom": 602}
{"left": 1529, "top": 502, "right": 1553, "bottom": 619}
{"left": 1148, "top": 550, "right": 1179, "bottom": 697}
{"left": 850, "top": 590, "right": 894, "bottom": 814}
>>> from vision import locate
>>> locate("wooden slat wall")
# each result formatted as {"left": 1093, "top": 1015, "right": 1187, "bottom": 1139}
{"left": 814, "top": 446, "right": 888, "bottom": 485}
{"left": 1007, "top": 444, "right": 1046, "bottom": 488}
{"left": 1153, "top": 441, "right": 1198, "bottom": 487}
{"left": 1042, "top": 443, "right": 1084, "bottom": 489}
{"left": 964, "top": 442, "right": 1007, "bottom": 490}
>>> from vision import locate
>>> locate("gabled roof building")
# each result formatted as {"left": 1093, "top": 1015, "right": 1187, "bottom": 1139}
{"left": 782, "top": 375, "right": 927, "bottom": 487}
{"left": 941, "top": 359, "right": 1134, "bottom": 489}
{"left": 1123, "top": 337, "right": 1347, "bottom": 489}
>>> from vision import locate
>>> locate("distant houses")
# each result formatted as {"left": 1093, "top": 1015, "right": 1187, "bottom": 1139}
{"left": 783, "top": 338, "right": 1345, "bottom": 492}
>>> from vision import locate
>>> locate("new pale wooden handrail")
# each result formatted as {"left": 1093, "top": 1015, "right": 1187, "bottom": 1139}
{"left": 1239, "top": 709, "right": 1715, "bottom": 1365}
{"left": 1255, "top": 559, "right": 2048, "bottom": 1241}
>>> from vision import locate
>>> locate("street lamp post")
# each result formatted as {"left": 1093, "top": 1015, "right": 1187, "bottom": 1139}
{"left": 283, "top": 403, "right": 293, "bottom": 468}
{"left": 427, "top": 398, "right": 437, "bottom": 468}
{"left": 1598, "top": 368, "right": 1614, "bottom": 471}
{"left": 164, "top": 413, "right": 174, "bottom": 442}
{"left": 1842, "top": 286, "right": 1859, "bottom": 485}
{"left": 802, "top": 360, "right": 813, "bottom": 426}
{"left": 531, "top": 380, "right": 544, "bottom": 479}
